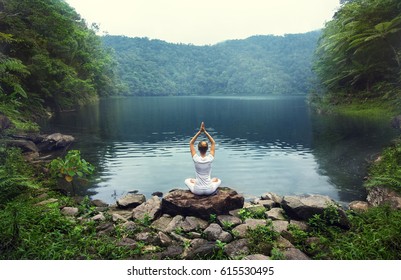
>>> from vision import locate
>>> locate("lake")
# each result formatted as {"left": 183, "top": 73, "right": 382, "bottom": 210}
{"left": 39, "top": 96, "right": 398, "bottom": 205}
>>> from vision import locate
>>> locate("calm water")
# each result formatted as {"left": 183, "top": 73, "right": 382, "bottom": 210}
{"left": 40, "top": 96, "right": 398, "bottom": 204}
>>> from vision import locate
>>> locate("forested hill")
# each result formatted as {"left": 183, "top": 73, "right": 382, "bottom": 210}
{"left": 0, "top": 0, "right": 121, "bottom": 116}
{"left": 103, "top": 31, "right": 320, "bottom": 96}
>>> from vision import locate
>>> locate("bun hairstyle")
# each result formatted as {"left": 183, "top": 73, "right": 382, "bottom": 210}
{"left": 198, "top": 141, "right": 208, "bottom": 154}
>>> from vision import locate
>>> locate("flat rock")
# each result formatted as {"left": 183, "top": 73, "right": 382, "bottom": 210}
{"left": 135, "top": 231, "right": 156, "bottom": 243}
{"left": 254, "top": 199, "right": 276, "bottom": 209}
{"left": 132, "top": 196, "right": 161, "bottom": 221}
{"left": 120, "top": 221, "right": 137, "bottom": 232}
{"left": 116, "top": 237, "right": 137, "bottom": 249}
{"left": 107, "top": 207, "right": 133, "bottom": 220}
{"left": 282, "top": 247, "right": 311, "bottom": 260}
{"left": 281, "top": 194, "right": 350, "bottom": 228}
{"left": 224, "top": 239, "right": 250, "bottom": 258}
{"left": 276, "top": 236, "right": 294, "bottom": 249}
{"left": 243, "top": 254, "right": 270, "bottom": 260}
{"left": 261, "top": 192, "right": 283, "bottom": 205}
{"left": 161, "top": 187, "right": 244, "bottom": 219}
{"left": 116, "top": 193, "right": 146, "bottom": 209}
{"left": 91, "top": 213, "right": 106, "bottom": 221}
{"left": 91, "top": 199, "right": 108, "bottom": 207}
{"left": 272, "top": 220, "right": 289, "bottom": 233}
{"left": 151, "top": 214, "right": 173, "bottom": 232}
{"left": 182, "top": 238, "right": 216, "bottom": 259}
{"left": 61, "top": 207, "right": 79, "bottom": 217}
{"left": 184, "top": 216, "right": 209, "bottom": 231}
{"left": 349, "top": 200, "right": 370, "bottom": 212}
{"left": 265, "top": 207, "right": 286, "bottom": 220}
{"left": 232, "top": 219, "right": 267, "bottom": 238}
{"left": 160, "top": 245, "right": 183, "bottom": 259}
{"left": 112, "top": 213, "right": 128, "bottom": 223}
{"left": 217, "top": 215, "right": 242, "bottom": 228}
{"left": 157, "top": 231, "right": 173, "bottom": 247}
{"left": 164, "top": 215, "right": 185, "bottom": 233}
{"left": 203, "top": 223, "right": 232, "bottom": 242}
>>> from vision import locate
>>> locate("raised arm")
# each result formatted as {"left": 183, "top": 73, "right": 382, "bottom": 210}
{"left": 189, "top": 126, "right": 202, "bottom": 157}
{"left": 203, "top": 128, "right": 216, "bottom": 157}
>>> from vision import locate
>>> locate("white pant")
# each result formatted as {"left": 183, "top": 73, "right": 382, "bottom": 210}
{"left": 184, "top": 178, "right": 222, "bottom": 195}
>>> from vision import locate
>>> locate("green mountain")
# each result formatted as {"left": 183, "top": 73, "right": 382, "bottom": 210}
{"left": 103, "top": 31, "right": 320, "bottom": 96}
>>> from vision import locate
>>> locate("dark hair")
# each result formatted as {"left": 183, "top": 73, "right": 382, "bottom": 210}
{"left": 198, "top": 141, "right": 208, "bottom": 154}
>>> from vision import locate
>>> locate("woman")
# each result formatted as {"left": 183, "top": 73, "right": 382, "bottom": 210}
{"left": 185, "top": 122, "right": 221, "bottom": 195}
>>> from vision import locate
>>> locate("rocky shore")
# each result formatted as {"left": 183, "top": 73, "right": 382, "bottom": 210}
{"left": 35, "top": 185, "right": 401, "bottom": 260}
{"left": 2, "top": 117, "right": 400, "bottom": 260}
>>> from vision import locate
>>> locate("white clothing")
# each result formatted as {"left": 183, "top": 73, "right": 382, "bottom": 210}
{"left": 185, "top": 154, "right": 221, "bottom": 195}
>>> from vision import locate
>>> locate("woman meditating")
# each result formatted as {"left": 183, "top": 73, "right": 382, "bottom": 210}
{"left": 185, "top": 122, "right": 221, "bottom": 195}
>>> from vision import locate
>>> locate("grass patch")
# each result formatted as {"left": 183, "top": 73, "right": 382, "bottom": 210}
{"left": 0, "top": 191, "right": 145, "bottom": 260}
{"left": 289, "top": 205, "right": 401, "bottom": 260}
{"left": 308, "top": 90, "right": 398, "bottom": 120}
{"left": 321, "top": 205, "right": 401, "bottom": 260}
{"left": 364, "top": 138, "right": 401, "bottom": 194}
{"left": 333, "top": 101, "right": 395, "bottom": 119}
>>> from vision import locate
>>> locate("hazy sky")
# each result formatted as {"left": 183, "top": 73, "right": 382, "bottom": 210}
{"left": 65, "top": 0, "right": 340, "bottom": 45}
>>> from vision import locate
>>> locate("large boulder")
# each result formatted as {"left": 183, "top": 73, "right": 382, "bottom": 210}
{"left": 367, "top": 186, "right": 401, "bottom": 209}
{"left": 281, "top": 194, "right": 350, "bottom": 228}
{"left": 161, "top": 187, "right": 244, "bottom": 219}
{"left": 132, "top": 196, "right": 162, "bottom": 221}
{"left": 116, "top": 193, "right": 146, "bottom": 209}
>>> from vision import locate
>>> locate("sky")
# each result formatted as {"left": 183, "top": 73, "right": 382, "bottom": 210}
{"left": 64, "top": 0, "right": 340, "bottom": 46}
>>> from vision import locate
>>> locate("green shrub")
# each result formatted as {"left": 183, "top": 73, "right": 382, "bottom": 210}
{"left": 238, "top": 207, "right": 265, "bottom": 221}
{"left": 365, "top": 139, "right": 401, "bottom": 193}
{"left": 306, "top": 205, "right": 401, "bottom": 259}
{"left": 0, "top": 147, "right": 39, "bottom": 205}
{"left": 49, "top": 150, "right": 95, "bottom": 183}
{"left": 246, "top": 222, "right": 279, "bottom": 255}
{"left": 0, "top": 195, "right": 142, "bottom": 259}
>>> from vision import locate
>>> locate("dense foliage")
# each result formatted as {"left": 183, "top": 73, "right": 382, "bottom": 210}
{"left": 0, "top": 147, "right": 39, "bottom": 205}
{"left": 103, "top": 32, "right": 320, "bottom": 96}
{"left": 313, "top": 0, "right": 401, "bottom": 101}
{"left": 0, "top": 0, "right": 121, "bottom": 115}
{"left": 298, "top": 205, "right": 401, "bottom": 259}
{"left": 364, "top": 138, "right": 401, "bottom": 193}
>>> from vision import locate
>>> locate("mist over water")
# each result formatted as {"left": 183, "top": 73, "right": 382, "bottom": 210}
{"left": 40, "top": 96, "right": 397, "bottom": 204}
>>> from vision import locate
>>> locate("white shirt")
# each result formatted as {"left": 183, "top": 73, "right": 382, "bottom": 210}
{"left": 192, "top": 154, "right": 214, "bottom": 189}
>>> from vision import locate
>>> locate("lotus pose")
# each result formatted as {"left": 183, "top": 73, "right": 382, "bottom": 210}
{"left": 185, "top": 122, "right": 221, "bottom": 195}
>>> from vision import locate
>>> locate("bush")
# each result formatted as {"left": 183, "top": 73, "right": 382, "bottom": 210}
{"left": 0, "top": 147, "right": 39, "bottom": 205}
{"left": 365, "top": 138, "right": 401, "bottom": 193}
{"left": 246, "top": 222, "right": 279, "bottom": 255}
{"left": 304, "top": 205, "right": 401, "bottom": 260}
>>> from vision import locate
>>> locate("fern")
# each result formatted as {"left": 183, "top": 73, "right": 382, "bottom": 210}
{"left": 0, "top": 147, "right": 39, "bottom": 204}
{"left": 0, "top": 168, "right": 39, "bottom": 204}
{"left": 365, "top": 175, "right": 401, "bottom": 189}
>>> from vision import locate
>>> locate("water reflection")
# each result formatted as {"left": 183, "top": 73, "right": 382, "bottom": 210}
{"left": 39, "top": 96, "right": 397, "bottom": 204}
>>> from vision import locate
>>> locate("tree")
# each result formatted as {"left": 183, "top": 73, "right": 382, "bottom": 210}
{"left": 314, "top": 0, "right": 401, "bottom": 95}
{"left": 0, "top": 0, "right": 121, "bottom": 114}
